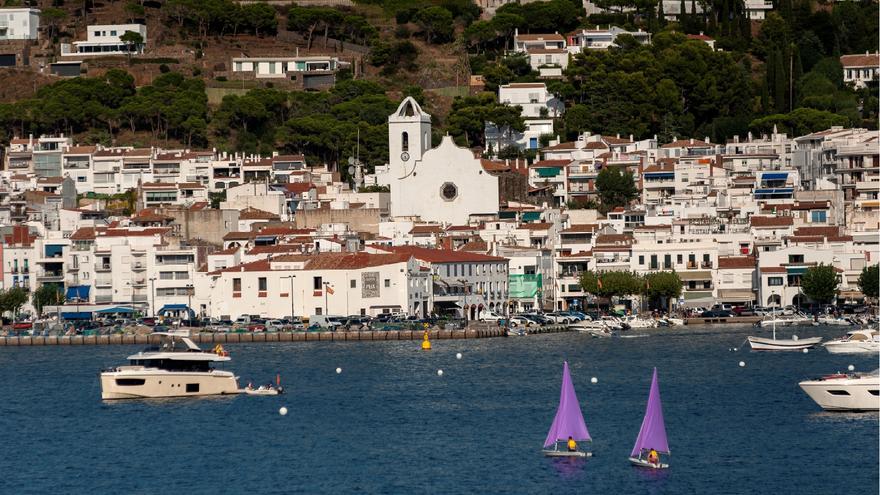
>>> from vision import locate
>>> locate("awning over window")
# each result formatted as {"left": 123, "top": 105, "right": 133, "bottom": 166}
{"left": 754, "top": 188, "right": 794, "bottom": 195}
{"left": 95, "top": 306, "right": 135, "bottom": 314}
{"left": 761, "top": 172, "right": 788, "bottom": 181}
{"left": 678, "top": 271, "right": 713, "bottom": 281}
{"left": 717, "top": 289, "right": 756, "bottom": 301}
{"left": 645, "top": 172, "right": 675, "bottom": 179}
{"left": 536, "top": 167, "right": 561, "bottom": 178}
{"left": 522, "top": 211, "right": 541, "bottom": 222}
{"left": 61, "top": 312, "right": 92, "bottom": 320}
{"left": 65, "top": 285, "right": 90, "bottom": 301}
{"left": 157, "top": 304, "right": 195, "bottom": 317}
{"left": 786, "top": 267, "right": 807, "bottom": 275}
{"left": 45, "top": 245, "right": 64, "bottom": 257}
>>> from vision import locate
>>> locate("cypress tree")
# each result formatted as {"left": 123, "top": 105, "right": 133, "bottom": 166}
{"left": 761, "top": 76, "right": 770, "bottom": 112}
{"left": 680, "top": 0, "right": 687, "bottom": 26}
{"left": 791, "top": 43, "right": 803, "bottom": 109}
{"left": 658, "top": 0, "right": 666, "bottom": 26}
{"left": 773, "top": 48, "right": 787, "bottom": 113}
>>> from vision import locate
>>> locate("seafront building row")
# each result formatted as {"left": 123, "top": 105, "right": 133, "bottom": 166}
{"left": 0, "top": 98, "right": 877, "bottom": 321}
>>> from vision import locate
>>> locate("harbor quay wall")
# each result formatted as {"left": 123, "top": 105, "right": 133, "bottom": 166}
{"left": 0, "top": 325, "right": 570, "bottom": 347}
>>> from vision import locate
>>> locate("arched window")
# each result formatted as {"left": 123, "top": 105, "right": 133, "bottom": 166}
{"left": 402, "top": 131, "right": 409, "bottom": 152}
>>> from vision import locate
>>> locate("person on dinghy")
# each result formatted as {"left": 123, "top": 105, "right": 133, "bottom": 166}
{"left": 647, "top": 449, "right": 659, "bottom": 465}
{"left": 567, "top": 436, "right": 577, "bottom": 452}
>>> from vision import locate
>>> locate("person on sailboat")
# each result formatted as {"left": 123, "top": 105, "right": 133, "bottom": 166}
{"left": 647, "top": 448, "right": 659, "bottom": 465}
{"left": 567, "top": 436, "right": 577, "bottom": 452}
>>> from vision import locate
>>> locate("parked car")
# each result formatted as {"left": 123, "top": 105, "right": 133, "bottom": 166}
{"left": 478, "top": 310, "right": 504, "bottom": 322}
{"left": 544, "top": 312, "right": 574, "bottom": 324}
{"left": 701, "top": 309, "right": 733, "bottom": 318}
{"left": 732, "top": 306, "right": 756, "bottom": 317}
{"left": 265, "top": 319, "right": 284, "bottom": 331}
{"left": 508, "top": 316, "right": 532, "bottom": 327}
{"left": 247, "top": 323, "right": 266, "bottom": 332}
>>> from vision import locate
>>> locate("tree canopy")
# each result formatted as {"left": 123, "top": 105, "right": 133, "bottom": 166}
{"left": 595, "top": 167, "right": 638, "bottom": 213}
{"left": 857, "top": 265, "right": 879, "bottom": 300}
{"left": 802, "top": 264, "right": 839, "bottom": 305}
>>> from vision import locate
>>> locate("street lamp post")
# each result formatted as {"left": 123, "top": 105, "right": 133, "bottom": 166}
{"left": 149, "top": 277, "right": 157, "bottom": 317}
{"left": 283, "top": 275, "right": 296, "bottom": 321}
{"left": 323, "top": 281, "right": 330, "bottom": 316}
{"left": 186, "top": 283, "right": 193, "bottom": 323}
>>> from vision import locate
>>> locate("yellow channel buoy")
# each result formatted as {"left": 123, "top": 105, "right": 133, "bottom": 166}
{"left": 421, "top": 330, "right": 432, "bottom": 350}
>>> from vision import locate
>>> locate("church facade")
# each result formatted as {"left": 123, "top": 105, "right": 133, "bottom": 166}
{"left": 377, "top": 97, "right": 500, "bottom": 225}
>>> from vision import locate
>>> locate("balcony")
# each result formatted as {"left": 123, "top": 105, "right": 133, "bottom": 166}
{"left": 701, "top": 261, "right": 713, "bottom": 269}
{"left": 132, "top": 262, "right": 146, "bottom": 271}
{"left": 687, "top": 262, "right": 697, "bottom": 269}
{"left": 37, "top": 271, "right": 64, "bottom": 282}
{"left": 95, "top": 278, "right": 113, "bottom": 288}
{"left": 96, "top": 263, "right": 112, "bottom": 272}
{"left": 132, "top": 278, "right": 146, "bottom": 287}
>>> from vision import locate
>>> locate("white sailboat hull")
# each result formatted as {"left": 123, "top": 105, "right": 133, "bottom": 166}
{"left": 628, "top": 457, "right": 668, "bottom": 469}
{"left": 747, "top": 335, "right": 822, "bottom": 351}
{"left": 543, "top": 450, "right": 591, "bottom": 458}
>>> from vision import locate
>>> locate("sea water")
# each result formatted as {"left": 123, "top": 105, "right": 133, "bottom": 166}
{"left": 0, "top": 326, "right": 876, "bottom": 494}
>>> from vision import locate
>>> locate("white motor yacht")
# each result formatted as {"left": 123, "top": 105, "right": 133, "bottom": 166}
{"left": 822, "top": 329, "right": 880, "bottom": 354}
{"left": 621, "top": 315, "right": 657, "bottom": 329}
{"left": 758, "top": 313, "right": 812, "bottom": 327}
{"left": 815, "top": 315, "right": 855, "bottom": 326}
{"left": 100, "top": 332, "right": 240, "bottom": 400}
{"left": 799, "top": 369, "right": 880, "bottom": 411}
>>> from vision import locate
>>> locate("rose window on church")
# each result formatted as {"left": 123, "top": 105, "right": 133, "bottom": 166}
{"left": 440, "top": 182, "right": 458, "bottom": 201}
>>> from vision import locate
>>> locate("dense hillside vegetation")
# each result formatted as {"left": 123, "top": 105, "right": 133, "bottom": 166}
{"left": 3, "top": 0, "right": 876, "bottom": 176}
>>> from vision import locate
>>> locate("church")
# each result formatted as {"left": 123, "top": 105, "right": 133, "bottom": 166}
{"left": 376, "top": 97, "right": 500, "bottom": 225}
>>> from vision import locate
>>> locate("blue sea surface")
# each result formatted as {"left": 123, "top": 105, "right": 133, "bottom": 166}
{"left": 0, "top": 326, "right": 877, "bottom": 494}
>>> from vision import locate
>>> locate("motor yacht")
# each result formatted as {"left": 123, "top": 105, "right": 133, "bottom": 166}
{"left": 799, "top": 369, "right": 880, "bottom": 411}
{"left": 100, "top": 332, "right": 240, "bottom": 400}
{"left": 822, "top": 328, "right": 880, "bottom": 354}
{"left": 621, "top": 315, "right": 657, "bottom": 329}
{"left": 757, "top": 313, "right": 813, "bottom": 327}
{"left": 815, "top": 315, "right": 855, "bottom": 326}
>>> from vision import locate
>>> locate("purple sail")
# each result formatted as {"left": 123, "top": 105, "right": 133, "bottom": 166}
{"left": 630, "top": 367, "right": 670, "bottom": 456}
{"left": 543, "top": 361, "right": 591, "bottom": 448}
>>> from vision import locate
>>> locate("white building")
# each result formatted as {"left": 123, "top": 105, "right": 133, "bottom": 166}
{"left": 840, "top": 52, "right": 879, "bottom": 89}
{"left": 376, "top": 97, "right": 499, "bottom": 225}
{"left": 0, "top": 8, "right": 40, "bottom": 40}
{"left": 62, "top": 24, "right": 146, "bottom": 57}
{"left": 202, "top": 252, "right": 429, "bottom": 320}
{"left": 498, "top": 83, "right": 564, "bottom": 119}
{"left": 567, "top": 26, "right": 651, "bottom": 53}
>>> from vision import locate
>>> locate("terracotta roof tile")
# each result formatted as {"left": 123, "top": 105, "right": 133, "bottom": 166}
{"left": 382, "top": 246, "right": 506, "bottom": 263}
{"left": 750, "top": 216, "right": 794, "bottom": 227}
{"left": 718, "top": 256, "right": 755, "bottom": 269}
{"left": 840, "top": 53, "right": 879, "bottom": 68}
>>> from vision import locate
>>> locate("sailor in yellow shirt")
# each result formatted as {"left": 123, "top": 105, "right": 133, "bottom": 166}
{"left": 647, "top": 448, "right": 659, "bottom": 465}
{"left": 567, "top": 436, "right": 577, "bottom": 452}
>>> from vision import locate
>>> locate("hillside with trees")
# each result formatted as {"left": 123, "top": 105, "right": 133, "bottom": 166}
{"left": 0, "top": 0, "right": 874, "bottom": 175}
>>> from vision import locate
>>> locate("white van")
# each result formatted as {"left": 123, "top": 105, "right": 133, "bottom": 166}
{"left": 479, "top": 310, "right": 504, "bottom": 322}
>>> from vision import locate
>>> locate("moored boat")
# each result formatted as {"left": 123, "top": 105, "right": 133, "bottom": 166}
{"left": 749, "top": 312, "right": 822, "bottom": 351}
{"left": 798, "top": 369, "right": 880, "bottom": 411}
{"left": 542, "top": 361, "right": 592, "bottom": 457}
{"left": 100, "top": 331, "right": 239, "bottom": 400}
{"left": 822, "top": 328, "right": 880, "bottom": 354}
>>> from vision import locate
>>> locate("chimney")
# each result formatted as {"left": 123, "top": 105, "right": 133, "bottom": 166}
{"left": 689, "top": 138, "right": 694, "bottom": 145}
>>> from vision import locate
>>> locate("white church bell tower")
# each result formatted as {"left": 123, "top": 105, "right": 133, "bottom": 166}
{"left": 388, "top": 97, "right": 431, "bottom": 176}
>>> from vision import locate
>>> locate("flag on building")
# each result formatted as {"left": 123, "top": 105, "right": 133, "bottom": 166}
{"left": 597, "top": 278, "right": 603, "bottom": 290}
{"left": 326, "top": 285, "right": 335, "bottom": 295}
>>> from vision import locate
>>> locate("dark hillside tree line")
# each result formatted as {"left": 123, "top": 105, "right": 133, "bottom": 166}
{"left": 163, "top": 0, "right": 278, "bottom": 37}
{"left": 0, "top": 70, "right": 208, "bottom": 147}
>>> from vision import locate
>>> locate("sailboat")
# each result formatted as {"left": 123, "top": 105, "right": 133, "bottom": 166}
{"left": 748, "top": 310, "right": 821, "bottom": 351}
{"left": 628, "top": 367, "right": 670, "bottom": 469}
{"left": 542, "top": 361, "right": 592, "bottom": 457}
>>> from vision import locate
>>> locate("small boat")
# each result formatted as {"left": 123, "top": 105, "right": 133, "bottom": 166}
{"left": 757, "top": 313, "right": 812, "bottom": 327}
{"left": 748, "top": 313, "right": 822, "bottom": 351}
{"left": 816, "top": 315, "right": 855, "bottom": 326}
{"left": 799, "top": 369, "right": 880, "bottom": 411}
{"left": 621, "top": 315, "right": 657, "bottom": 329}
{"left": 244, "top": 386, "right": 283, "bottom": 396}
{"left": 822, "top": 328, "right": 880, "bottom": 354}
{"left": 542, "top": 361, "right": 592, "bottom": 457}
{"left": 628, "top": 368, "right": 670, "bottom": 469}
{"left": 507, "top": 327, "right": 527, "bottom": 337}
